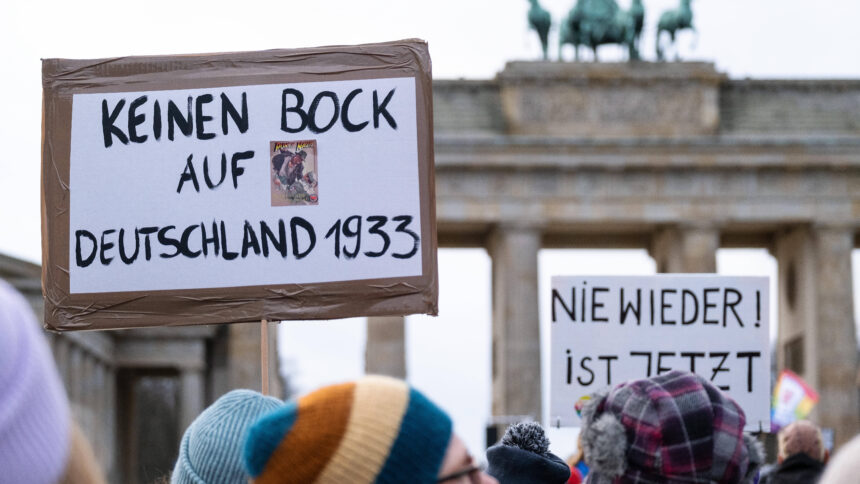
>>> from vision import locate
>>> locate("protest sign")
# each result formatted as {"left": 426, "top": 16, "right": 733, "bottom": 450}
{"left": 550, "top": 275, "right": 770, "bottom": 431}
{"left": 41, "top": 40, "right": 438, "bottom": 330}
{"left": 771, "top": 369, "right": 818, "bottom": 432}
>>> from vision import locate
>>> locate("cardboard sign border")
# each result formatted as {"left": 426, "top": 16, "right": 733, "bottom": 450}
{"left": 41, "top": 39, "right": 438, "bottom": 331}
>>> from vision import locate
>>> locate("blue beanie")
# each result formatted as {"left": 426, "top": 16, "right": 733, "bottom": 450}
{"left": 172, "top": 389, "right": 281, "bottom": 484}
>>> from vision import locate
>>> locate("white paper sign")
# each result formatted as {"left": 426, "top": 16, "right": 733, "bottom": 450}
{"left": 550, "top": 275, "right": 770, "bottom": 431}
{"left": 68, "top": 77, "right": 422, "bottom": 293}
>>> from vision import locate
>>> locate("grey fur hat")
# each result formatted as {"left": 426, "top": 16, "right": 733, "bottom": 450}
{"left": 580, "top": 371, "right": 765, "bottom": 484}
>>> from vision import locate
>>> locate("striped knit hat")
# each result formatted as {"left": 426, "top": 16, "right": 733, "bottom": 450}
{"left": 243, "top": 375, "right": 453, "bottom": 484}
{"left": 172, "top": 389, "right": 282, "bottom": 484}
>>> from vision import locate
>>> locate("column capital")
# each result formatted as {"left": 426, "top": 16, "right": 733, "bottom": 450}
{"left": 811, "top": 221, "right": 857, "bottom": 234}
{"left": 779, "top": 222, "right": 856, "bottom": 238}
{"left": 489, "top": 222, "right": 544, "bottom": 236}
{"left": 678, "top": 221, "right": 724, "bottom": 232}
{"left": 487, "top": 224, "right": 542, "bottom": 256}
{"left": 650, "top": 224, "right": 719, "bottom": 273}
{"left": 652, "top": 222, "right": 722, "bottom": 237}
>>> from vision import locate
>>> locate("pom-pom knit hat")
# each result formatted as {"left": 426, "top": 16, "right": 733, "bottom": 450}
{"left": 0, "top": 280, "right": 71, "bottom": 484}
{"left": 243, "top": 375, "right": 453, "bottom": 484}
{"left": 486, "top": 421, "right": 571, "bottom": 484}
{"left": 580, "top": 371, "right": 764, "bottom": 484}
{"left": 172, "top": 389, "right": 282, "bottom": 484}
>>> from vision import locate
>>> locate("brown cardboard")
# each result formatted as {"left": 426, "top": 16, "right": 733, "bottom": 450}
{"left": 41, "top": 40, "right": 438, "bottom": 331}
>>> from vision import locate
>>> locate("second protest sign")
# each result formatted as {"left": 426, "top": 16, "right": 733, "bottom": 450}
{"left": 550, "top": 275, "right": 770, "bottom": 431}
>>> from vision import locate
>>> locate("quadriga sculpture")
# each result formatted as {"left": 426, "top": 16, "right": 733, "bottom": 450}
{"left": 559, "top": 0, "right": 644, "bottom": 61}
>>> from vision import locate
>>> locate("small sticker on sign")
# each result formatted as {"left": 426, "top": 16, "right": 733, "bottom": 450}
{"left": 270, "top": 140, "right": 319, "bottom": 206}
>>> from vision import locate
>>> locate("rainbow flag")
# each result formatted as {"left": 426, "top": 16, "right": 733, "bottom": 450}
{"left": 771, "top": 370, "right": 819, "bottom": 432}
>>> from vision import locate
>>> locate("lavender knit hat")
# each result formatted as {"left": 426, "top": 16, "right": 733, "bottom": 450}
{"left": 0, "top": 280, "right": 71, "bottom": 484}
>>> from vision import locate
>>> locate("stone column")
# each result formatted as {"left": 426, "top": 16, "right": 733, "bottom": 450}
{"left": 104, "top": 364, "right": 117, "bottom": 483}
{"left": 69, "top": 346, "right": 83, "bottom": 405}
{"left": 775, "top": 225, "right": 859, "bottom": 447}
{"left": 91, "top": 361, "right": 106, "bottom": 462}
{"left": 487, "top": 225, "right": 542, "bottom": 421}
{"left": 264, "top": 322, "right": 282, "bottom": 398}
{"left": 811, "top": 226, "right": 859, "bottom": 445}
{"left": 365, "top": 316, "right": 406, "bottom": 378}
{"left": 179, "top": 368, "right": 205, "bottom": 438}
{"left": 81, "top": 354, "right": 95, "bottom": 439}
{"left": 651, "top": 224, "right": 719, "bottom": 273}
{"left": 54, "top": 335, "right": 70, "bottom": 389}
{"left": 228, "top": 323, "right": 260, "bottom": 391}
{"left": 228, "top": 322, "right": 282, "bottom": 397}
{"left": 208, "top": 326, "right": 230, "bottom": 400}
{"left": 774, "top": 228, "right": 817, "bottom": 382}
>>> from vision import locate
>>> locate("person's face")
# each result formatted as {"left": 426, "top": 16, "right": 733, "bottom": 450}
{"left": 436, "top": 435, "right": 498, "bottom": 484}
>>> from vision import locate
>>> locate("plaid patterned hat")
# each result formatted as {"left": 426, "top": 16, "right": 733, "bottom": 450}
{"left": 580, "top": 371, "right": 764, "bottom": 484}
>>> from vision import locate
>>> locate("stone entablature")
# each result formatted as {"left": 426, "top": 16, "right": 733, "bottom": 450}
{"left": 434, "top": 135, "right": 860, "bottom": 231}
{"left": 434, "top": 63, "right": 860, "bottom": 137}
{"left": 497, "top": 62, "right": 723, "bottom": 137}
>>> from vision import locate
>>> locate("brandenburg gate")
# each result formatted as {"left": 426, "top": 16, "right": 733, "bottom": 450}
{"left": 373, "top": 61, "right": 860, "bottom": 446}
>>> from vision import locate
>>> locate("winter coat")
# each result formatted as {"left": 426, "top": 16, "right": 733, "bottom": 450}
{"left": 760, "top": 453, "right": 824, "bottom": 484}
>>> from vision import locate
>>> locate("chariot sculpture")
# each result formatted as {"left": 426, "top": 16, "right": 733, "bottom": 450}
{"left": 525, "top": 0, "right": 696, "bottom": 62}
{"left": 559, "top": 0, "right": 644, "bottom": 61}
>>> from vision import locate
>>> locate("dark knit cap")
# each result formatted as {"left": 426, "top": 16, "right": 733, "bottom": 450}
{"left": 487, "top": 422, "right": 571, "bottom": 484}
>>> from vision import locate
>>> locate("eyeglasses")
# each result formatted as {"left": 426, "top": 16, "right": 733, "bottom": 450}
{"left": 436, "top": 462, "right": 486, "bottom": 484}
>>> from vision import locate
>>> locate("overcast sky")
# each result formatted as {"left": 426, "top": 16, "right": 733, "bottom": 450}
{"left": 3, "top": 0, "right": 860, "bottom": 461}
{"left": 4, "top": 0, "right": 860, "bottom": 263}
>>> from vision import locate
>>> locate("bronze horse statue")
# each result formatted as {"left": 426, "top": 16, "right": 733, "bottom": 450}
{"left": 559, "top": 0, "right": 644, "bottom": 61}
{"left": 656, "top": 0, "right": 695, "bottom": 60}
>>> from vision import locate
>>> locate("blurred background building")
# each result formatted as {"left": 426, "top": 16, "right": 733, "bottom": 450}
{"left": 0, "top": 254, "right": 281, "bottom": 483}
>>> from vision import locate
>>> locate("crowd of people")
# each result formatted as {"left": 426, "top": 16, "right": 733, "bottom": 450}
{"left": 3, "top": 279, "right": 860, "bottom": 484}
